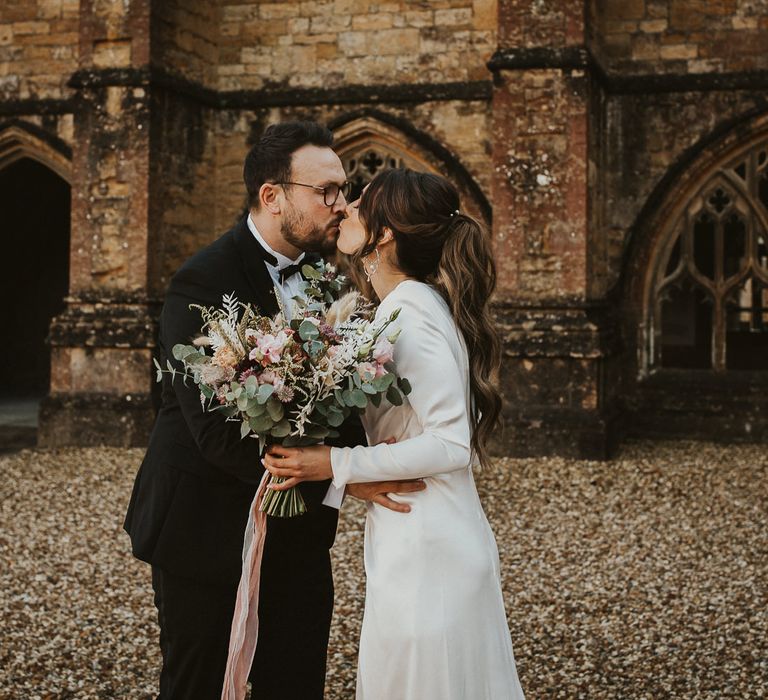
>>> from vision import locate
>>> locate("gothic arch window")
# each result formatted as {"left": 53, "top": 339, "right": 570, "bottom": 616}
{"left": 649, "top": 141, "right": 768, "bottom": 372}
{"left": 333, "top": 117, "right": 440, "bottom": 202}
{"left": 343, "top": 149, "right": 406, "bottom": 201}
{"left": 0, "top": 122, "right": 72, "bottom": 183}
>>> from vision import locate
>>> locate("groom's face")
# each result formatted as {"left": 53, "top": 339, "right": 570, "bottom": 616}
{"left": 280, "top": 145, "right": 347, "bottom": 255}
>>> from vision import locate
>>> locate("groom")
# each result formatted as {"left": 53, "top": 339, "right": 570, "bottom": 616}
{"left": 124, "top": 121, "right": 425, "bottom": 699}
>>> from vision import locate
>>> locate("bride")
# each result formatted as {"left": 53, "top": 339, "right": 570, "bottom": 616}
{"left": 264, "top": 168, "right": 525, "bottom": 699}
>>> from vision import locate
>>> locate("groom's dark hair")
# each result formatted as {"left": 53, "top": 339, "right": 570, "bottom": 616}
{"left": 244, "top": 121, "right": 335, "bottom": 208}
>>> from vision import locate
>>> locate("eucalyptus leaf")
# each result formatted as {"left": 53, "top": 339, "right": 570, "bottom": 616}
{"left": 386, "top": 386, "right": 403, "bottom": 406}
{"left": 305, "top": 424, "right": 330, "bottom": 439}
{"left": 301, "top": 263, "right": 323, "bottom": 280}
{"left": 246, "top": 398, "right": 266, "bottom": 417}
{"left": 341, "top": 389, "right": 354, "bottom": 406}
{"left": 361, "top": 382, "right": 376, "bottom": 395}
{"left": 373, "top": 373, "right": 395, "bottom": 391}
{"left": 172, "top": 344, "right": 189, "bottom": 361}
{"left": 212, "top": 404, "right": 238, "bottom": 417}
{"left": 249, "top": 414, "right": 274, "bottom": 432}
{"left": 245, "top": 375, "right": 258, "bottom": 398}
{"left": 399, "top": 377, "right": 412, "bottom": 395}
{"left": 370, "top": 392, "right": 382, "bottom": 408}
{"left": 351, "top": 388, "right": 368, "bottom": 408}
{"left": 270, "top": 419, "right": 291, "bottom": 438}
{"left": 240, "top": 420, "right": 251, "bottom": 439}
{"left": 257, "top": 383, "right": 275, "bottom": 404}
{"left": 298, "top": 319, "right": 320, "bottom": 341}
{"left": 327, "top": 408, "right": 345, "bottom": 427}
{"left": 266, "top": 398, "right": 284, "bottom": 422}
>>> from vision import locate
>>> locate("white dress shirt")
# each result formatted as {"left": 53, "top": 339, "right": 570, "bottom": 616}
{"left": 247, "top": 214, "right": 306, "bottom": 320}
{"left": 246, "top": 214, "right": 345, "bottom": 509}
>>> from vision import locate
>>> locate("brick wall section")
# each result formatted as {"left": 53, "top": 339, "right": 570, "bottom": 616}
{"left": 492, "top": 68, "right": 589, "bottom": 300}
{"left": 0, "top": 0, "right": 79, "bottom": 101}
{"left": 217, "top": 0, "right": 496, "bottom": 91}
{"left": 152, "top": 0, "right": 220, "bottom": 87}
{"left": 499, "top": 0, "right": 584, "bottom": 47}
{"left": 69, "top": 0, "right": 152, "bottom": 295}
{"left": 148, "top": 95, "right": 219, "bottom": 294}
{"left": 592, "top": 0, "right": 768, "bottom": 74}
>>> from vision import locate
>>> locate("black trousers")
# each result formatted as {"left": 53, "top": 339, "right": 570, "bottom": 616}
{"left": 151, "top": 545, "right": 334, "bottom": 700}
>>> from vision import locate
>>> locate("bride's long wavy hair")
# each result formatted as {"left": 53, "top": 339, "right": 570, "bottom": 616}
{"left": 354, "top": 168, "right": 502, "bottom": 469}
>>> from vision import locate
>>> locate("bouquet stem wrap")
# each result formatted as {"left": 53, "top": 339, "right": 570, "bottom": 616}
{"left": 221, "top": 469, "right": 270, "bottom": 700}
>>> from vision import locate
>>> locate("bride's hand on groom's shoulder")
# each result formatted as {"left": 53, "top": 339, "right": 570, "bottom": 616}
{"left": 263, "top": 444, "right": 333, "bottom": 489}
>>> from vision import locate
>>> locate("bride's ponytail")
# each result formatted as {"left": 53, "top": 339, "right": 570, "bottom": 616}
{"left": 430, "top": 214, "right": 501, "bottom": 468}
{"left": 357, "top": 169, "right": 502, "bottom": 469}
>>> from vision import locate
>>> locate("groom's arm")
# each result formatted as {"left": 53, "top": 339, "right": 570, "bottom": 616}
{"left": 159, "top": 266, "right": 265, "bottom": 483}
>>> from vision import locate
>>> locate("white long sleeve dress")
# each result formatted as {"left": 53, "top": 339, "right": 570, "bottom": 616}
{"left": 330, "top": 280, "right": 525, "bottom": 700}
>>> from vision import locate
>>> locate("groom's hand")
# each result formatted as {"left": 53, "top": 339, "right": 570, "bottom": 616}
{"left": 345, "top": 480, "right": 426, "bottom": 513}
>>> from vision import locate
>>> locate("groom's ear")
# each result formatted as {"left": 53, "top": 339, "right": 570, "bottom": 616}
{"left": 260, "top": 183, "right": 282, "bottom": 215}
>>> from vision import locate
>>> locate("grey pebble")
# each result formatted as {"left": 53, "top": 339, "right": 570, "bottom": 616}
{"left": 0, "top": 441, "right": 766, "bottom": 698}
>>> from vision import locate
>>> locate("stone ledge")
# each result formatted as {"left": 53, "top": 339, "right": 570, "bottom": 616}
{"left": 494, "top": 301, "right": 621, "bottom": 358}
{"left": 67, "top": 66, "right": 493, "bottom": 107}
{"left": 38, "top": 392, "right": 155, "bottom": 448}
{"left": 493, "top": 405, "right": 623, "bottom": 460}
{"left": 49, "top": 296, "right": 161, "bottom": 348}
{"left": 488, "top": 46, "right": 768, "bottom": 95}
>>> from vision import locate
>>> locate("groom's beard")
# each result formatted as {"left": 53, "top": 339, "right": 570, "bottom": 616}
{"left": 281, "top": 207, "right": 342, "bottom": 256}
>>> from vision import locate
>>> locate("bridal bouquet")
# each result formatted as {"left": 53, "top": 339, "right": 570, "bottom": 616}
{"left": 156, "top": 261, "right": 410, "bottom": 517}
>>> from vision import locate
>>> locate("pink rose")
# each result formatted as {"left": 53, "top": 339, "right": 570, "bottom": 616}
{"left": 254, "top": 331, "right": 290, "bottom": 364}
{"left": 357, "top": 362, "right": 377, "bottom": 382}
{"left": 373, "top": 336, "right": 394, "bottom": 365}
{"left": 258, "top": 369, "right": 284, "bottom": 391}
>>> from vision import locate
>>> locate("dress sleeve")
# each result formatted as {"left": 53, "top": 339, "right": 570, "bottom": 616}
{"left": 330, "top": 297, "right": 471, "bottom": 487}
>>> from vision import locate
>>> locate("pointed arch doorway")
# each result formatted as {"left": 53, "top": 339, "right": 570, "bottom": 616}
{"left": 0, "top": 137, "right": 71, "bottom": 444}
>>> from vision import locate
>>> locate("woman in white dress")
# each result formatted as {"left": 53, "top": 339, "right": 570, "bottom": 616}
{"left": 264, "top": 168, "right": 525, "bottom": 700}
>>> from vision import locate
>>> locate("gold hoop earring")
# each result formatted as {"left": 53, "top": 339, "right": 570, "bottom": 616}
{"left": 363, "top": 248, "right": 381, "bottom": 282}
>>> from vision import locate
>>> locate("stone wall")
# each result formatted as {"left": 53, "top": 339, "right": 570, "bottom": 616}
{"left": 217, "top": 0, "right": 496, "bottom": 90}
{"left": 0, "top": 0, "right": 78, "bottom": 102}
{"left": 3, "top": 0, "right": 767, "bottom": 454}
{"left": 592, "top": 0, "right": 768, "bottom": 75}
{"left": 151, "top": 0, "right": 219, "bottom": 87}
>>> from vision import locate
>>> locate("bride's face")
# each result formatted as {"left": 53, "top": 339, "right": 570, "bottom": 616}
{"left": 337, "top": 194, "right": 368, "bottom": 255}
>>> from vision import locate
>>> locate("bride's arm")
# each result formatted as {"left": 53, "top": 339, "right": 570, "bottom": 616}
{"left": 263, "top": 301, "right": 472, "bottom": 489}
{"left": 329, "top": 303, "right": 472, "bottom": 488}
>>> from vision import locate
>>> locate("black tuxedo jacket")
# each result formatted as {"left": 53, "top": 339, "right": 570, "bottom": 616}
{"left": 124, "top": 216, "right": 365, "bottom": 587}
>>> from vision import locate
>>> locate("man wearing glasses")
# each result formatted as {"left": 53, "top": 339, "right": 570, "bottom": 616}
{"left": 124, "top": 121, "right": 424, "bottom": 699}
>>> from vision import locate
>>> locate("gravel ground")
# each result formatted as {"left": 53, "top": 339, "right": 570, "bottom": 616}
{"left": 0, "top": 441, "right": 766, "bottom": 699}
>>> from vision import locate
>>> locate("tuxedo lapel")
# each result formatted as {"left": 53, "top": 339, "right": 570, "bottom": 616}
{"left": 232, "top": 216, "right": 280, "bottom": 317}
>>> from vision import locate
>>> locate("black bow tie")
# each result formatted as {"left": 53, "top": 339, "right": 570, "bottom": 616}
{"left": 278, "top": 263, "right": 303, "bottom": 284}
{"left": 251, "top": 235, "right": 305, "bottom": 285}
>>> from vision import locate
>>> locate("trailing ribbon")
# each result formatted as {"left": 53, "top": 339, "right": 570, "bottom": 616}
{"left": 221, "top": 470, "right": 271, "bottom": 700}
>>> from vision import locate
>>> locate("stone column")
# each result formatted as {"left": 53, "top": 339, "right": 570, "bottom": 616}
{"left": 488, "top": 0, "right": 620, "bottom": 458}
{"left": 39, "top": 0, "right": 158, "bottom": 446}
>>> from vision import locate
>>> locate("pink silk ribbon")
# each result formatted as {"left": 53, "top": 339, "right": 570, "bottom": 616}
{"left": 221, "top": 470, "right": 271, "bottom": 700}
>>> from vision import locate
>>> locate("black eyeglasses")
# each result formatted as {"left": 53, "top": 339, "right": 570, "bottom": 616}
{"left": 275, "top": 180, "right": 352, "bottom": 207}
